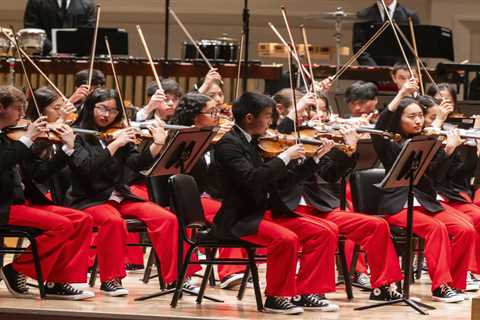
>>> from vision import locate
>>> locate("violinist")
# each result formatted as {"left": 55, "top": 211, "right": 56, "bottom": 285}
{"left": 0, "top": 85, "right": 94, "bottom": 300}
{"left": 196, "top": 68, "right": 232, "bottom": 119}
{"left": 63, "top": 88, "right": 190, "bottom": 296}
{"left": 419, "top": 95, "right": 480, "bottom": 292}
{"left": 25, "top": 86, "right": 77, "bottom": 124}
{"left": 213, "top": 92, "right": 340, "bottom": 314}
{"left": 272, "top": 88, "right": 303, "bottom": 129}
{"left": 427, "top": 83, "right": 460, "bottom": 115}
{"left": 372, "top": 78, "right": 475, "bottom": 302}
{"left": 344, "top": 81, "right": 379, "bottom": 118}
{"left": 277, "top": 95, "right": 404, "bottom": 302}
{"left": 70, "top": 69, "right": 106, "bottom": 109}
{"left": 391, "top": 62, "right": 417, "bottom": 92}
{"left": 134, "top": 79, "right": 183, "bottom": 123}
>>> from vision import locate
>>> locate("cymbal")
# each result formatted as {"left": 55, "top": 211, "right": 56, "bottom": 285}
{"left": 216, "top": 33, "right": 237, "bottom": 42}
{"left": 305, "top": 8, "right": 368, "bottom": 23}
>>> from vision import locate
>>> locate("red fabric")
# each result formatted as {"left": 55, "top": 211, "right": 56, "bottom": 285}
{"left": 84, "top": 200, "right": 201, "bottom": 283}
{"left": 444, "top": 202, "right": 480, "bottom": 274}
{"left": 9, "top": 204, "right": 92, "bottom": 283}
{"left": 296, "top": 206, "right": 403, "bottom": 289}
{"left": 130, "top": 183, "right": 149, "bottom": 201}
{"left": 386, "top": 204, "right": 476, "bottom": 290}
{"left": 125, "top": 232, "right": 144, "bottom": 265}
{"left": 240, "top": 211, "right": 338, "bottom": 297}
{"left": 344, "top": 239, "right": 367, "bottom": 273}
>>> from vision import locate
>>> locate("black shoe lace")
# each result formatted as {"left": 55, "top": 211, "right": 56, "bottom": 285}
{"left": 16, "top": 273, "right": 28, "bottom": 292}
{"left": 275, "top": 297, "right": 295, "bottom": 309}
{"left": 441, "top": 285, "right": 457, "bottom": 297}
{"left": 305, "top": 294, "right": 326, "bottom": 305}
{"left": 61, "top": 283, "right": 82, "bottom": 295}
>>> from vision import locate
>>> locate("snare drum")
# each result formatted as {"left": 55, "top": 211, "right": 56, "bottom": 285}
{"left": 0, "top": 29, "right": 13, "bottom": 57}
{"left": 17, "top": 28, "right": 46, "bottom": 55}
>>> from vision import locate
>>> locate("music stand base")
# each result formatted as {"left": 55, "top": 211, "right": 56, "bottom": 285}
{"left": 135, "top": 288, "right": 224, "bottom": 303}
{"left": 355, "top": 297, "right": 435, "bottom": 315}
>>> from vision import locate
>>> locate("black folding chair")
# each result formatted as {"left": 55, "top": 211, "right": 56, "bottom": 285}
{"left": 0, "top": 225, "right": 45, "bottom": 298}
{"left": 168, "top": 174, "right": 264, "bottom": 310}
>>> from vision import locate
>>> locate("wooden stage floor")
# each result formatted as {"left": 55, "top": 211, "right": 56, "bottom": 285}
{"left": 0, "top": 266, "right": 472, "bottom": 320}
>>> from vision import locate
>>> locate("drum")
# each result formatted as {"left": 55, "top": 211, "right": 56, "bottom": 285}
{"left": 17, "top": 28, "right": 46, "bottom": 56}
{"left": 0, "top": 29, "right": 13, "bottom": 57}
{"left": 182, "top": 39, "right": 238, "bottom": 62}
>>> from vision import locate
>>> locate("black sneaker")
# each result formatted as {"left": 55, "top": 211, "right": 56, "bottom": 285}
{"left": 126, "top": 264, "right": 145, "bottom": 273}
{"left": 370, "top": 284, "right": 403, "bottom": 301}
{"left": 0, "top": 264, "right": 33, "bottom": 298}
{"left": 220, "top": 273, "right": 244, "bottom": 289}
{"left": 263, "top": 296, "right": 304, "bottom": 315}
{"left": 291, "top": 294, "right": 339, "bottom": 312}
{"left": 353, "top": 272, "right": 371, "bottom": 289}
{"left": 100, "top": 279, "right": 129, "bottom": 297}
{"left": 45, "top": 282, "right": 95, "bottom": 300}
{"left": 432, "top": 284, "right": 463, "bottom": 303}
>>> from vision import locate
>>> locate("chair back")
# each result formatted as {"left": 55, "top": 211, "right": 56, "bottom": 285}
{"left": 349, "top": 168, "right": 385, "bottom": 214}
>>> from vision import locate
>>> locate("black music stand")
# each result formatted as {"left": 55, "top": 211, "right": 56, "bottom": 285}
{"left": 355, "top": 135, "right": 441, "bottom": 314}
{"left": 136, "top": 126, "right": 223, "bottom": 302}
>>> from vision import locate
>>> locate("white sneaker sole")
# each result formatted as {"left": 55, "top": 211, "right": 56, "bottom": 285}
{"left": 263, "top": 307, "right": 304, "bottom": 315}
{"left": 303, "top": 305, "right": 339, "bottom": 312}
{"left": 0, "top": 268, "right": 36, "bottom": 299}
{"left": 46, "top": 291, "right": 95, "bottom": 301}
{"left": 432, "top": 295, "right": 464, "bottom": 303}
{"left": 100, "top": 289, "right": 129, "bottom": 297}
{"left": 220, "top": 275, "right": 244, "bottom": 289}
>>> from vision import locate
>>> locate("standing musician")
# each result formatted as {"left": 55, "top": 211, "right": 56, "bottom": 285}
{"left": 63, "top": 88, "right": 192, "bottom": 296}
{"left": 372, "top": 78, "right": 476, "bottom": 302}
{"left": 354, "top": 0, "right": 420, "bottom": 66}
{"left": 212, "top": 92, "right": 340, "bottom": 314}
{"left": 24, "top": 0, "right": 97, "bottom": 55}
{"left": 0, "top": 85, "right": 94, "bottom": 300}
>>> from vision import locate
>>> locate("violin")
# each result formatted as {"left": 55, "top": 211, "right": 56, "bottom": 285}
{"left": 258, "top": 130, "right": 353, "bottom": 158}
{"left": 212, "top": 115, "right": 234, "bottom": 144}
{"left": 5, "top": 119, "right": 63, "bottom": 144}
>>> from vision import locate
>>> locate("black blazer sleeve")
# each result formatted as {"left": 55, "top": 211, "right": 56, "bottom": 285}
{"left": 317, "top": 149, "right": 357, "bottom": 183}
{"left": 69, "top": 135, "right": 113, "bottom": 174}
{"left": 0, "top": 140, "right": 31, "bottom": 172}
{"left": 372, "top": 108, "right": 398, "bottom": 170}
{"left": 24, "top": 0, "right": 41, "bottom": 29}
{"left": 114, "top": 141, "right": 156, "bottom": 172}
{"left": 214, "top": 137, "right": 288, "bottom": 192}
{"left": 27, "top": 147, "right": 70, "bottom": 184}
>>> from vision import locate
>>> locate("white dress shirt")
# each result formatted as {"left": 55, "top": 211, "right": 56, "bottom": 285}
{"left": 377, "top": 0, "right": 397, "bottom": 21}
{"left": 57, "top": 0, "right": 71, "bottom": 9}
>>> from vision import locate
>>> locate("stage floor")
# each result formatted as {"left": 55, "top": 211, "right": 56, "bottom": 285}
{"left": 0, "top": 265, "right": 472, "bottom": 320}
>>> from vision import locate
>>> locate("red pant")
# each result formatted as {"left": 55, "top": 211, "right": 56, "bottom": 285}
{"left": 240, "top": 212, "right": 338, "bottom": 297}
{"left": 444, "top": 202, "right": 480, "bottom": 274}
{"left": 296, "top": 206, "right": 403, "bottom": 288}
{"left": 344, "top": 240, "right": 367, "bottom": 273}
{"left": 9, "top": 204, "right": 92, "bottom": 283}
{"left": 201, "top": 197, "right": 247, "bottom": 280}
{"left": 386, "top": 204, "right": 476, "bottom": 290}
{"left": 84, "top": 200, "right": 201, "bottom": 283}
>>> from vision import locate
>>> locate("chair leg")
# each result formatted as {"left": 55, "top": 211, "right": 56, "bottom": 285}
{"left": 338, "top": 238, "right": 354, "bottom": 300}
{"left": 237, "top": 265, "right": 250, "bottom": 301}
{"left": 208, "top": 264, "right": 216, "bottom": 287}
{"left": 14, "top": 237, "right": 25, "bottom": 260}
{"left": 142, "top": 248, "right": 155, "bottom": 284}
{"left": 247, "top": 248, "right": 263, "bottom": 311}
{"left": 153, "top": 251, "right": 165, "bottom": 290}
{"left": 171, "top": 246, "right": 195, "bottom": 308}
{"left": 196, "top": 248, "right": 217, "bottom": 304}
{"left": 349, "top": 244, "right": 360, "bottom": 275}
{"left": 416, "top": 239, "right": 425, "bottom": 280}
{"left": 88, "top": 256, "right": 98, "bottom": 288}
{"left": 29, "top": 237, "right": 45, "bottom": 298}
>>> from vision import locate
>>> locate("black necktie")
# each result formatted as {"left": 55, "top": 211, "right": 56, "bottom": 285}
{"left": 61, "top": 0, "right": 68, "bottom": 16}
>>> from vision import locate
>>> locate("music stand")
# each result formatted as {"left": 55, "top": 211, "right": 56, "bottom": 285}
{"left": 355, "top": 135, "right": 441, "bottom": 315}
{"left": 136, "top": 126, "right": 223, "bottom": 302}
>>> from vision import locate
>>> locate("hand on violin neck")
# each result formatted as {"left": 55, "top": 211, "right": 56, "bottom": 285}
{"left": 26, "top": 116, "right": 48, "bottom": 141}
{"left": 339, "top": 126, "right": 360, "bottom": 150}
{"left": 59, "top": 100, "right": 77, "bottom": 123}
{"left": 281, "top": 143, "right": 305, "bottom": 162}
{"left": 111, "top": 127, "right": 137, "bottom": 147}
{"left": 316, "top": 138, "right": 335, "bottom": 158}
{"left": 51, "top": 124, "right": 76, "bottom": 149}
{"left": 444, "top": 129, "right": 464, "bottom": 155}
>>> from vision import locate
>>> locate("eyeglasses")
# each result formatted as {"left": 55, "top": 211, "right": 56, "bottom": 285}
{"left": 199, "top": 109, "right": 220, "bottom": 118}
{"left": 95, "top": 106, "right": 119, "bottom": 116}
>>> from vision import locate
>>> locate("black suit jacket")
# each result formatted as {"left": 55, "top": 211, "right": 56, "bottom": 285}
{"left": 24, "top": 0, "right": 96, "bottom": 54}
{"left": 372, "top": 109, "right": 445, "bottom": 214}
{"left": 64, "top": 134, "right": 155, "bottom": 209}
{"left": 212, "top": 126, "right": 315, "bottom": 239}
{"left": 353, "top": 3, "right": 420, "bottom": 66}
{"left": 435, "top": 145, "right": 479, "bottom": 203}
{"left": 0, "top": 134, "right": 70, "bottom": 225}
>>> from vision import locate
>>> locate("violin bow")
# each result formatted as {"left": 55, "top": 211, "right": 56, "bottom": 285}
{"left": 5, "top": 26, "right": 41, "bottom": 117}
{"left": 408, "top": 17, "right": 424, "bottom": 95}
{"left": 136, "top": 25, "right": 164, "bottom": 91}
{"left": 105, "top": 36, "right": 130, "bottom": 127}
{"left": 234, "top": 31, "right": 245, "bottom": 100}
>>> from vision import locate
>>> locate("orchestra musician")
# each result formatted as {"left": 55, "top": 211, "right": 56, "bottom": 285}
{"left": 0, "top": 85, "right": 94, "bottom": 300}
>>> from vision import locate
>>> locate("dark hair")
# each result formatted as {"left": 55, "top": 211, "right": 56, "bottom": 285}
{"left": 25, "top": 87, "right": 59, "bottom": 120}
{"left": 146, "top": 79, "right": 183, "bottom": 98}
{"left": 233, "top": 92, "right": 276, "bottom": 124}
{"left": 0, "top": 85, "right": 26, "bottom": 109}
{"left": 316, "top": 92, "right": 331, "bottom": 116}
{"left": 416, "top": 95, "right": 438, "bottom": 112}
{"left": 272, "top": 88, "right": 302, "bottom": 109}
{"left": 427, "top": 83, "right": 457, "bottom": 106}
{"left": 388, "top": 97, "right": 424, "bottom": 135}
{"left": 344, "top": 81, "right": 378, "bottom": 104}
{"left": 194, "top": 77, "right": 223, "bottom": 92}
{"left": 391, "top": 62, "right": 412, "bottom": 76}
{"left": 76, "top": 88, "right": 123, "bottom": 130}
{"left": 170, "top": 93, "right": 211, "bottom": 126}
{"left": 74, "top": 69, "right": 106, "bottom": 88}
